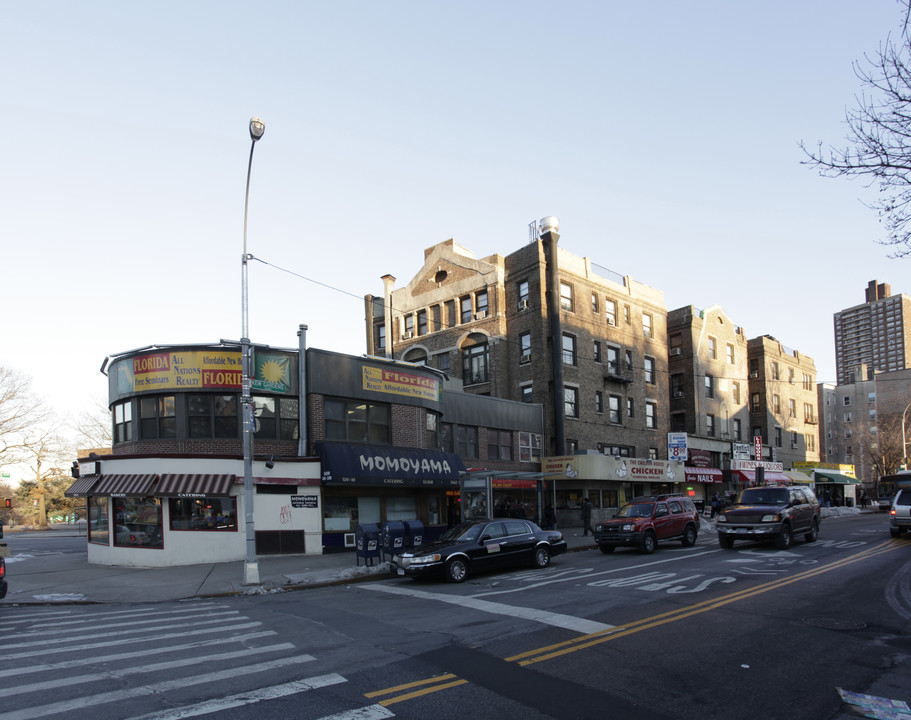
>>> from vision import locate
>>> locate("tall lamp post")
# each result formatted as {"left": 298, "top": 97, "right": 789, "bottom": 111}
{"left": 242, "top": 116, "right": 265, "bottom": 585}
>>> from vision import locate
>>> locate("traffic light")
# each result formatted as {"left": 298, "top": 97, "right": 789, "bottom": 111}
{"left": 3, "top": 499, "right": 10, "bottom": 508}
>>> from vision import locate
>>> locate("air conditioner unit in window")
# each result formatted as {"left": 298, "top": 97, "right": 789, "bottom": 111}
{"left": 402, "top": 331, "right": 413, "bottom": 339}
{"left": 670, "top": 348, "right": 682, "bottom": 356}
{"left": 791, "top": 442, "right": 799, "bottom": 449}
{"left": 518, "top": 299, "right": 529, "bottom": 310}
{"left": 475, "top": 311, "right": 488, "bottom": 320}
{"left": 749, "top": 372, "right": 758, "bottom": 378}
{"left": 520, "top": 352, "right": 531, "bottom": 364}
{"left": 673, "top": 391, "right": 684, "bottom": 398}
{"left": 606, "top": 318, "right": 616, "bottom": 326}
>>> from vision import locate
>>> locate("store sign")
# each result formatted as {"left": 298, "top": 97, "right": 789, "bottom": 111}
{"left": 291, "top": 495, "right": 318, "bottom": 509}
{"left": 667, "top": 432, "right": 687, "bottom": 461}
{"left": 362, "top": 366, "right": 440, "bottom": 402}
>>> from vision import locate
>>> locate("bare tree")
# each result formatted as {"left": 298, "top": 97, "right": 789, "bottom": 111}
{"left": 858, "top": 412, "right": 906, "bottom": 492}
{"left": 801, "top": 0, "right": 911, "bottom": 258}
{"left": 0, "top": 365, "right": 51, "bottom": 467}
{"left": 70, "top": 398, "right": 112, "bottom": 455}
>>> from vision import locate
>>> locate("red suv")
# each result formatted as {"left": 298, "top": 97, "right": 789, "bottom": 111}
{"left": 593, "top": 494, "right": 700, "bottom": 555}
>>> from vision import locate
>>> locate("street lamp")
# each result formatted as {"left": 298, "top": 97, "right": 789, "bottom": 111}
{"left": 242, "top": 116, "right": 265, "bottom": 585}
{"left": 902, "top": 400, "right": 911, "bottom": 471}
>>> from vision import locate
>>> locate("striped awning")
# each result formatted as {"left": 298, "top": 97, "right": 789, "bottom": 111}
{"left": 155, "top": 474, "right": 236, "bottom": 497}
{"left": 92, "top": 474, "right": 158, "bottom": 496}
{"left": 64, "top": 474, "right": 101, "bottom": 498}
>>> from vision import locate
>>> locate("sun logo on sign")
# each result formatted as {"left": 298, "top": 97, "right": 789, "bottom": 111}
{"left": 259, "top": 359, "right": 288, "bottom": 384}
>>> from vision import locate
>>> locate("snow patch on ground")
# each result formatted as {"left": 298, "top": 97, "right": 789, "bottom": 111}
{"left": 31, "top": 593, "right": 86, "bottom": 603}
{"left": 4, "top": 553, "right": 35, "bottom": 564}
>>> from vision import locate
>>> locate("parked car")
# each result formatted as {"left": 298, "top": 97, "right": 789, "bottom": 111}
{"left": 0, "top": 524, "right": 7, "bottom": 599}
{"left": 391, "top": 519, "right": 566, "bottom": 583}
{"left": 890, "top": 489, "right": 911, "bottom": 537}
{"left": 716, "top": 485, "right": 820, "bottom": 550}
{"left": 593, "top": 494, "right": 700, "bottom": 555}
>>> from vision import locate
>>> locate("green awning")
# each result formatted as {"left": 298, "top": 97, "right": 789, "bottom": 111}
{"left": 815, "top": 471, "right": 859, "bottom": 484}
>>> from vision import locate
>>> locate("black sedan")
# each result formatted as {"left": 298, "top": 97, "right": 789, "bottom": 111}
{"left": 391, "top": 518, "right": 567, "bottom": 583}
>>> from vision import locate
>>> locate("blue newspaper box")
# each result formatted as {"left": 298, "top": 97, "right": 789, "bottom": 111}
{"left": 403, "top": 520, "right": 424, "bottom": 550}
{"left": 355, "top": 523, "right": 380, "bottom": 567}
{"left": 382, "top": 521, "right": 407, "bottom": 561}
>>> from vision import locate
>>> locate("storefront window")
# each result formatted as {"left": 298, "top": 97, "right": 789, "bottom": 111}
{"left": 112, "top": 497, "right": 163, "bottom": 548}
{"left": 169, "top": 497, "right": 237, "bottom": 531}
{"left": 556, "top": 489, "right": 584, "bottom": 511}
{"left": 88, "top": 496, "right": 109, "bottom": 545}
{"left": 386, "top": 497, "right": 416, "bottom": 521}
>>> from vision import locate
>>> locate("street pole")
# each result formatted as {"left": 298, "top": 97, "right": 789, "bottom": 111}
{"left": 902, "top": 401, "right": 911, "bottom": 471}
{"left": 242, "top": 117, "right": 265, "bottom": 586}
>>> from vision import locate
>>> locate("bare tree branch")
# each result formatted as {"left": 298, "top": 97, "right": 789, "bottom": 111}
{"left": 0, "top": 365, "right": 52, "bottom": 466}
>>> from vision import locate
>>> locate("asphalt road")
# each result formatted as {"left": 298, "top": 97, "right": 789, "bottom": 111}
{"left": 1, "top": 512, "right": 909, "bottom": 720}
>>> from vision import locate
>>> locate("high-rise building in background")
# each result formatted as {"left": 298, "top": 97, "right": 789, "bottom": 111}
{"left": 834, "top": 280, "right": 911, "bottom": 385}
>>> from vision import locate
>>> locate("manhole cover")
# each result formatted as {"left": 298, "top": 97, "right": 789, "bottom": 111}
{"left": 803, "top": 616, "right": 867, "bottom": 631}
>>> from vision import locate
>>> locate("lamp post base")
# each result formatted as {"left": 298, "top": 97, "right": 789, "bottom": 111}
{"left": 243, "top": 560, "right": 261, "bottom": 586}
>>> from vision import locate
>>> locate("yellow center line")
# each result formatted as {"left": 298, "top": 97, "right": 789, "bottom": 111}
{"left": 378, "top": 679, "right": 470, "bottom": 706}
{"left": 365, "top": 673, "right": 459, "bottom": 698}
{"left": 509, "top": 539, "right": 905, "bottom": 666}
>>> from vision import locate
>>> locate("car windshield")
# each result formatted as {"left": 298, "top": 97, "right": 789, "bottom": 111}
{"left": 438, "top": 522, "right": 484, "bottom": 543}
{"left": 616, "top": 502, "right": 654, "bottom": 518}
{"left": 738, "top": 488, "right": 789, "bottom": 505}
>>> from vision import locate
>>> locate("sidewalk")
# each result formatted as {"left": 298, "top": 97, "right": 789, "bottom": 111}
{"left": 0, "top": 526, "right": 602, "bottom": 605}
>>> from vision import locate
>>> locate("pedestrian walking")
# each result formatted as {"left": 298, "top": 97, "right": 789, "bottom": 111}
{"left": 543, "top": 504, "right": 557, "bottom": 530}
{"left": 581, "top": 497, "right": 593, "bottom": 535}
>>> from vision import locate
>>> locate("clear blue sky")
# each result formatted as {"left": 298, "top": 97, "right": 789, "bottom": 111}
{"left": 2, "top": 0, "right": 905, "bottom": 428}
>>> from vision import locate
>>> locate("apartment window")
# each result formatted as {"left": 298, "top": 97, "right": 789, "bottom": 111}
{"left": 591, "top": 292, "right": 599, "bottom": 314}
{"left": 789, "top": 399, "right": 796, "bottom": 418}
{"left": 446, "top": 300, "right": 456, "bottom": 326}
{"left": 562, "top": 334, "right": 577, "bottom": 365}
{"left": 404, "top": 314, "right": 414, "bottom": 337}
{"left": 609, "top": 395, "right": 621, "bottom": 424}
{"left": 325, "top": 398, "right": 390, "bottom": 444}
{"left": 671, "top": 413, "right": 686, "bottom": 432}
{"left": 476, "top": 290, "right": 488, "bottom": 318}
{"left": 791, "top": 431, "right": 799, "bottom": 449}
{"left": 773, "top": 394, "right": 781, "bottom": 414}
{"left": 726, "top": 343, "right": 735, "bottom": 364}
{"left": 460, "top": 296, "right": 472, "bottom": 324}
{"left": 519, "top": 431, "right": 541, "bottom": 462}
{"left": 564, "top": 386, "right": 579, "bottom": 418}
{"left": 521, "top": 384, "right": 533, "bottom": 403}
{"left": 432, "top": 304, "right": 441, "bottom": 331}
{"left": 140, "top": 395, "right": 176, "bottom": 439}
{"left": 733, "top": 418, "right": 742, "bottom": 441}
{"left": 113, "top": 400, "right": 132, "bottom": 443}
{"left": 868, "top": 392, "right": 876, "bottom": 403}
{"left": 671, "top": 374, "right": 684, "bottom": 398}
{"left": 595, "top": 391, "right": 603, "bottom": 414}
{"left": 844, "top": 412, "right": 852, "bottom": 423}
{"left": 375, "top": 324, "right": 386, "bottom": 352}
{"left": 189, "top": 394, "right": 238, "bottom": 439}
{"left": 669, "top": 334, "right": 683, "bottom": 355}
{"left": 417, "top": 310, "right": 428, "bottom": 335}
{"left": 788, "top": 368, "right": 795, "bottom": 384}
{"left": 624, "top": 305, "right": 631, "bottom": 324}
{"left": 593, "top": 341, "right": 602, "bottom": 363}
{"left": 463, "top": 343, "right": 490, "bottom": 383}
{"left": 625, "top": 350, "right": 633, "bottom": 371}
{"left": 488, "top": 429, "right": 512, "bottom": 461}
{"left": 705, "top": 374, "right": 714, "bottom": 399}
{"left": 806, "top": 434, "right": 816, "bottom": 452}
{"left": 560, "top": 282, "right": 574, "bottom": 312}
{"left": 803, "top": 373, "right": 813, "bottom": 391}
{"left": 518, "top": 280, "right": 529, "bottom": 309}
{"left": 843, "top": 396, "right": 851, "bottom": 406}
{"left": 706, "top": 414, "right": 715, "bottom": 437}
{"left": 708, "top": 337, "right": 717, "bottom": 359}
{"left": 627, "top": 398, "right": 634, "bottom": 419}
{"left": 749, "top": 358, "right": 760, "bottom": 378}
{"left": 751, "top": 393, "right": 760, "bottom": 413}
{"left": 436, "top": 352, "right": 450, "bottom": 375}
{"left": 645, "top": 401, "right": 657, "bottom": 429}
{"left": 456, "top": 426, "right": 479, "bottom": 458}
{"left": 804, "top": 403, "right": 814, "bottom": 423}
{"left": 642, "top": 313, "right": 653, "bottom": 339}
{"left": 519, "top": 332, "right": 531, "bottom": 364}
{"left": 607, "top": 346, "right": 619, "bottom": 374}
{"left": 732, "top": 382, "right": 741, "bottom": 405}
{"left": 605, "top": 299, "right": 617, "bottom": 326}
{"left": 644, "top": 356, "right": 656, "bottom": 384}
{"left": 775, "top": 427, "right": 782, "bottom": 447}
{"left": 771, "top": 362, "right": 779, "bottom": 381}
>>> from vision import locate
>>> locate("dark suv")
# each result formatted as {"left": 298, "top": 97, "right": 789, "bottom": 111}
{"left": 593, "top": 494, "right": 700, "bottom": 555}
{"left": 716, "top": 485, "right": 820, "bottom": 550}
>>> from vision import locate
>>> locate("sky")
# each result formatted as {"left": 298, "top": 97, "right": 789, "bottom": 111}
{"left": 2, "top": 1, "right": 907, "bottom": 440}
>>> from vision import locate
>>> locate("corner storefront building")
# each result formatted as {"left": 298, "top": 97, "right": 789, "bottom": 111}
{"left": 67, "top": 340, "right": 543, "bottom": 566}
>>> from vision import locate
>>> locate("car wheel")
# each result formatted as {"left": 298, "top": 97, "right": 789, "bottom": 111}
{"left": 681, "top": 525, "right": 697, "bottom": 547}
{"left": 891, "top": 528, "right": 901, "bottom": 537}
{"left": 639, "top": 532, "right": 657, "bottom": 554}
{"left": 533, "top": 546, "right": 551, "bottom": 569}
{"left": 445, "top": 557, "right": 468, "bottom": 583}
{"left": 774, "top": 524, "right": 792, "bottom": 550}
{"left": 718, "top": 535, "right": 734, "bottom": 549}
{"left": 804, "top": 518, "right": 819, "bottom": 543}
{"left": 599, "top": 544, "right": 615, "bottom": 554}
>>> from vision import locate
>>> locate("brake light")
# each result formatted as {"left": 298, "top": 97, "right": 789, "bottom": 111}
{"left": 891, "top": 508, "right": 897, "bottom": 517}
{"left": 0, "top": 559, "right": 5, "bottom": 580}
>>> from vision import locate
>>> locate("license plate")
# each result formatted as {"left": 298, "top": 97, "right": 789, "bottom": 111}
{"left": 396, "top": 568, "right": 404, "bottom": 576}
{"left": 734, "top": 528, "right": 747, "bottom": 534}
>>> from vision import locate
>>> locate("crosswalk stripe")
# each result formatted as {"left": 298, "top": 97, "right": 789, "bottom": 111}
{"left": 5, "top": 643, "right": 296, "bottom": 697}
{"left": 0, "top": 654, "right": 319, "bottom": 720}
{"left": 0, "top": 630, "right": 278, "bottom": 679}
{"left": 117, "top": 673, "right": 348, "bottom": 720}
{"left": 3, "top": 620, "right": 264, "bottom": 660}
